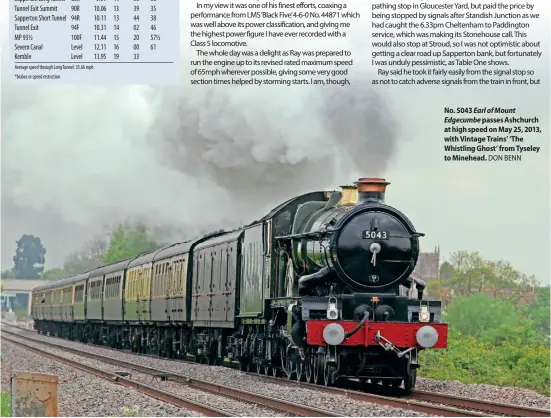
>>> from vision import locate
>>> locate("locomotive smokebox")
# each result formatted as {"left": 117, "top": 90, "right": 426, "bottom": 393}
{"left": 354, "top": 178, "right": 390, "bottom": 204}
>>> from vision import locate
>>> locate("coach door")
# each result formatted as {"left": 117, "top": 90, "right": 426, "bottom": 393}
{"left": 137, "top": 267, "right": 150, "bottom": 322}
{"left": 136, "top": 268, "right": 143, "bottom": 321}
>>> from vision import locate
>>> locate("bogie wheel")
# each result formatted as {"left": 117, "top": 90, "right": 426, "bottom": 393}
{"left": 324, "top": 362, "right": 337, "bottom": 386}
{"left": 256, "top": 361, "right": 262, "bottom": 374}
{"left": 263, "top": 365, "right": 271, "bottom": 375}
{"left": 304, "top": 355, "right": 313, "bottom": 383}
{"left": 239, "top": 360, "right": 248, "bottom": 371}
{"left": 404, "top": 368, "right": 417, "bottom": 393}
{"left": 313, "top": 354, "right": 324, "bottom": 384}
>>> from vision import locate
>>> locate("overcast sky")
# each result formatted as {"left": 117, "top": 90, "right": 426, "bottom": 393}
{"left": 1, "top": 0, "right": 549, "bottom": 284}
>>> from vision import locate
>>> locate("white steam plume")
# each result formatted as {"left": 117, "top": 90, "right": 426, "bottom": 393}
{"left": 1, "top": 3, "right": 403, "bottom": 268}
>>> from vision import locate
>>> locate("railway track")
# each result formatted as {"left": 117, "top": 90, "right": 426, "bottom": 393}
{"left": 2, "top": 334, "right": 229, "bottom": 417}
{"left": 3, "top": 323, "right": 550, "bottom": 417}
{"left": 2, "top": 329, "right": 338, "bottom": 417}
{"left": 240, "top": 372, "right": 550, "bottom": 417}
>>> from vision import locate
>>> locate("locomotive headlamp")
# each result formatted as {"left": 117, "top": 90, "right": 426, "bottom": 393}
{"left": 416, "top": 325, "right": 438, "bottom": 348}
{"left": 327, "top": 297, "right": 339, "bottom": 320}
{"left": 323, "top": 323, "right": 345, "bottom": 345}
{"left": 371, "top": 296, "right": 379, "bottom": 303}
{"left": 419, "top": 305, "right": 430, "bottom": 323}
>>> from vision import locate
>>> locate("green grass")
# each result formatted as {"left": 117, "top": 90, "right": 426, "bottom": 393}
{"left": 1, "top": 392, "right": 11, "bottom": 417}
{"left": 419, "top": 330, "right": 550, "bottom": 396}
{"left": 417, "top": 292, "right": 551, "bottom": 397}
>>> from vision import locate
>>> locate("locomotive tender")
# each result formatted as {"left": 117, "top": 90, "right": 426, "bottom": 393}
{"left": 31, "top": 178, "right": 448, "bottom": 391}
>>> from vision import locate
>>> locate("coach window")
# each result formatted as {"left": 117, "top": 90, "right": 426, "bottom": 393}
{"left": 165, "top": 263, "right": 170, "bottom": 296}
{"left": 128, "top": 274, "right": 132, "bottom": 300}
{"left": 158, "top": 264, "right": 163, "bottom": 297}
{"left": 174, "top": 261, "right": 179, "bottom": 296}
{"left": 158, "top": 265, "right": 162, "bottom": 298}
{"left": 159, "top": 263, "right": 164, "bottom": 296}
{"left": 153, "top": 265, "right": 158, "bottom": 298}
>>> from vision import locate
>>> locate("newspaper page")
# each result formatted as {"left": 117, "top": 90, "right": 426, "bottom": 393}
{"left": 0, "top": 0, "right": 549, "bottom": 415}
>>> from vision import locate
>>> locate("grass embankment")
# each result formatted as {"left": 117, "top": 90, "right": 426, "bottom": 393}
{"left": 1, "top": 392, "right": 11, "bottom": 417}
{"left": 418, "top": 292, "right": 550, "bottom": 396}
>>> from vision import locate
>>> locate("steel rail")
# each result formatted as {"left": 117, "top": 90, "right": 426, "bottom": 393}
{"left": 411, "top": 390, "right": 550, "bottom": 417}
{"left": 5, "top": 323, "right": 549, "bottom": 417}
{"left": 2, "top": 329, "right": 338, "bottom": 417}
{"left": 2, "top": 335, "right": 230, "bottom": 417}
{"left": 2, "top": 327, "right": 479, "bottom": 417}
{"left": 242, "top": 371, "right": 490, "bottom": 417}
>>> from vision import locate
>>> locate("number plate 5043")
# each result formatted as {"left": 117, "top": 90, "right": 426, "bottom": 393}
{"left": 362, "top": 230, "right": 389, "bottom": 240}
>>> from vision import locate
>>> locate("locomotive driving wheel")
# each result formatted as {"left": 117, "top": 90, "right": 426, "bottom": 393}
{"left": 281, "top": 344, "right": 294, "bottom": 379}
{"left": 256, "top": 359, "right": 263, "bottom": 374}
{"left": 295, "top": 358, "right": 305, "bottom": 382}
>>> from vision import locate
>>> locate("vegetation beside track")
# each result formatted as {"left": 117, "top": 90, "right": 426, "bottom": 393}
{"left": 0, "top": 392, "right": 10, "bottom": 417}
{"left": 419, "top": 290, "right": 550, "bottom": 396}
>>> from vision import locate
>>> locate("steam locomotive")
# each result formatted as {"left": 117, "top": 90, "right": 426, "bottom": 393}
{"left": 31, "top": 178, "right": 448, "bottom": 391}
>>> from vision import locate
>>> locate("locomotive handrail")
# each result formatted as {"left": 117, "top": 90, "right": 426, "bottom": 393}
{"left": 275, "top": 228, "right": 340, "bottom": 240}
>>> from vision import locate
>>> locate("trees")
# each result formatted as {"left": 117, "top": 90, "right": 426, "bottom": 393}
{"left": 103, "top": 223, "right": 160, "bottom": 264}
{"left": 1, "top": 269, "right": 15, "bottom": 280}
{"left": 420, "top": 292, "right": 550, "bottom": 396}
{"left": 440, "top": 251, "right": 537, "bottom": 297}
{"left": 41, "top": 268, "right": 67, "bottom": 281}
{"left": 522, "top": 287, "right": 550, "bottom": 343}
{"left": 3, "top": 225, "right": 159, "bottom": 284}
{"left": 439, "top": 261, "right": 454, "bottom": 279}
{"left": 12, "top": 234, "right": 46, "bottom": 280}
{"left": 63, "top": 236, "right": 108, "bottom": 275}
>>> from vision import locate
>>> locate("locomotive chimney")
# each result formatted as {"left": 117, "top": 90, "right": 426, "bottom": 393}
{"left": 354, "top": 178, "right": 390, "bottom": 204}
{"left": 337, "top": 185, "right": 358, "bottom": 206}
